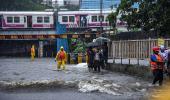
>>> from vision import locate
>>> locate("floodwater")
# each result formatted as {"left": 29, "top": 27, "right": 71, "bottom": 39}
{"left": 0, "top": 58, "right": 153, "bottom": 100}
{"left": 0, "top": 88, "right": 147, "bottom": 100}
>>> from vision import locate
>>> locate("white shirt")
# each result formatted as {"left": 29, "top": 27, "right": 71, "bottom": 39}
{"left": 95, "top": 52, "right": 100, "bottom": 61}
{"left": 159, "top": 49, "right": 169, "bottom": 61}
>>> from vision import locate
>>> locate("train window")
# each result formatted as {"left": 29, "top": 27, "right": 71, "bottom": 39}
{"left": 69, "top": 16, "right": 74, "bottom": 22}
{"left": 62, "top": 16, "right": 68, "bottom": 22}
{"left": 44, "top": 17, "right": 49, "bottom": 23}
{"left": 14, "top": 17, "right": 20, "bottom": 23}
{"left": 37, "top": 17, "right": 43, "bottom": 23}
{"left": 7, "top": 17, "right": 13, "bottom": 23}
{"left": 92, "top": 16, "right": 97, "bottom": 22}
{"left": 98, "top": 15, "right": 104, "bottom": 22}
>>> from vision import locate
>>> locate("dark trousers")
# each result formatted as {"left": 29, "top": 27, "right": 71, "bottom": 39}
{"left": 152, "top": 69, "right": 163, "bottom": 85}
{"left": 94, "top": 60, "right": 100, "bottom": 72}
{"left": 100, "top": 60, "right": 105, "bottom": 69}
{"left": 104, "top": 58, "right": 108, "bottom": 69}
{"left": 88, "top": 62, "right": 94, "bottom": 71}
{"left": 167, "top": 61, "right": 170, "bottom": 77}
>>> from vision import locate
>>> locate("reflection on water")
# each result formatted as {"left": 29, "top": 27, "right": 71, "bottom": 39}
{"left": 150, "top": 81, "right": 170, "bottom": 100}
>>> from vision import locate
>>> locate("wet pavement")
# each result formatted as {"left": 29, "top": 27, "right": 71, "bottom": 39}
{"left": 0, "top": 58, "right": 152, "bottom": 100}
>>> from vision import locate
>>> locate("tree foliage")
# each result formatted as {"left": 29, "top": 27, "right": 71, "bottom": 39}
{"left": 0, "top": 0, "right": 49, "bottom": 11}
{"left": 60, "top": 5, "right": 79, "bottom": 11}
{"left": 69, "top": 38, "right": 86, "bottom": 54}
{"left": 107, "top": 12, "right": 117, "bottom": 29}
{"left": 116, "top": 0, "right": 170, "bottom": 35}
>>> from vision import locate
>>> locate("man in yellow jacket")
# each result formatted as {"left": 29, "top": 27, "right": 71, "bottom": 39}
{"left": 55, "top": 46, "right": 67, "bottom": 70}
{"left": 31, "top": 45, "right": 35, "bottom": 61}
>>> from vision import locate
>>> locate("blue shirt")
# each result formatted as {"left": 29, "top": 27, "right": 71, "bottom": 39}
{"left": 150, "top": 54, "right": 157, "bottom": 62}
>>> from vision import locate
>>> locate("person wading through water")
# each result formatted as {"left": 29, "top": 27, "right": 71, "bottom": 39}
{"left": 150, "top": 47, "right": 165, "bottom": 86}
{"left": 55, "top": 46, "right": 67, "bottom": 71}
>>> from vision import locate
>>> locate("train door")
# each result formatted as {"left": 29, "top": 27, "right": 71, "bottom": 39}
{"left": 0, "top": 15, "right": 2, "bottom": 29}
{"left": 27, "top": 16, "right": 32, "bottom": 28}
{"left": 80, "top": 15, "right": 87, "bottom": 27}
{"left": 24, "top": 16, "right": 27, "bottom": 28}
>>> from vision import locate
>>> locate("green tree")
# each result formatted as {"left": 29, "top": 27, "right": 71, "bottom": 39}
{"left": 116, "top": 0, "right": 139, "bottom": 31}
{"left": 116, "top": 0, "right": 170, "bottom": 35}
{"left": 106, "top": 12, "right": 117, "bottom": 34}
{"left": 0, "top": 0, "right": 50, "bottom": 11}
{"left": 107, "top": 12, "right": 117, "bottom": 28}
{"left": 60, "top": 5, "right": 79, "bottom": 11}
{"left": 69, "top": 38, "right": 86, "bottom": 53}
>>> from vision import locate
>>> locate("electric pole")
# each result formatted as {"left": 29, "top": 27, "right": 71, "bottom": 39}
{"left": 53, "top": 0, "right": 59, "bottom": 31}
{"left": 100, "top": 0, "right": 103, "bottom": 34}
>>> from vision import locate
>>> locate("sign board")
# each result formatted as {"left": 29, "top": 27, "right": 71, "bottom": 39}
{"left": 158, "top": 38, "right": 165, "bottom": 47}
{"left": 0, "top": 33, "right": 100, "bottom": 40}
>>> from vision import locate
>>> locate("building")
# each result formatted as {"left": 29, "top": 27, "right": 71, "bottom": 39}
{"left": 42, "top": 0, "right": 52, "bottom": 6}
{"left": 42, "top": 0, "right": 79, "bottom": 7}
{"left": 80, "top": 0, "right": 121, "bottom": 10}
{"left": 64, "top": 0, "right": 79, "bottom": 5}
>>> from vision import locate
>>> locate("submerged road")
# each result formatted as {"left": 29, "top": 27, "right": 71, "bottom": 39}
{"left": 0, "top": 58, "right": 153, "bottom": 100}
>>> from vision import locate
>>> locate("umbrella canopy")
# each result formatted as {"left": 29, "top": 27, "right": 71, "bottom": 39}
{"left": 86, "top": 37, "right": 110, "bottom": 47}
{"left": 86, "top": 42, "right": 101, "bottom": 47}
{"left": 94, "top": 37, "right": 110, "bottom": 44}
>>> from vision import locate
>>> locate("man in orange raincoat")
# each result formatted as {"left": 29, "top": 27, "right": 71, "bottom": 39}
{"left": 55, "top": 46, "right": 67, "bottom": 70}
{"left": 150, "top": 47, "right": 165, "bottom": 86}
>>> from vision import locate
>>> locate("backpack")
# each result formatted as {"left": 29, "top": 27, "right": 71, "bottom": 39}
{"left": 58, "top": 51, "right": 65, "bottom": 59}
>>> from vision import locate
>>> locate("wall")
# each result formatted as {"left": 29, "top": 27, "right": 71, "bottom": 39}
{"left": 108, "top": 63, "right": 153, "bottom": 81}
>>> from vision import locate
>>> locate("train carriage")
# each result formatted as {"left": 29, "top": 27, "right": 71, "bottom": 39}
{"left": 58, "top": 10, "right": 112, "bottom": 29}
{"left": 0, "top": 10, "right": 127, "bottom": 32}
{"left": 0, "top": 11, "right": 54, "bottom": 29}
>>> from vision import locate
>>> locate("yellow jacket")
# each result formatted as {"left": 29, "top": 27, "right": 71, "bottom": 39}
{"left": 31, "top": 47, "right": 35, "bottom": 56}
{"left": 55, "top": 50, "right": 67, "bottom": 61}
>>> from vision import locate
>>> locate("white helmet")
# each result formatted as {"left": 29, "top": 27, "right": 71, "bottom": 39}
{"left": 160, "top": 45, "right": 165, "bottom": 50}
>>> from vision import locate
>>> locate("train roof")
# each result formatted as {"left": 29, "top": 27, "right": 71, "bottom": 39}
{"left": 58, "top": 10, "right": 115, "bottom": 15}
{"left": 0, "top": 10, "right": 115, "bottom": 15}
{"left": 0, "top": 11, "right": 54, "bottom": 15}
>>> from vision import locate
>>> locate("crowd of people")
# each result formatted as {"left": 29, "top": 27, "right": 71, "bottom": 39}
{"left": 86, "top": 42, "right": 108, "bottom": 72}
{"left": 150, "top": 45, "right": 170, "bottom": 86}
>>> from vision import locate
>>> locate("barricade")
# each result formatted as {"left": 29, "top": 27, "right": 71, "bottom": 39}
{"left": 67, "top": 53, "right": 87, "bottom": 64}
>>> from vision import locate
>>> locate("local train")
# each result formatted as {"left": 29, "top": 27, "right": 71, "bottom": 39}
{"left": 0, "top": 11, "right": 126, "bottom": 30}
{"left": 0, "top": 11, "right": 54, "bottom": 29}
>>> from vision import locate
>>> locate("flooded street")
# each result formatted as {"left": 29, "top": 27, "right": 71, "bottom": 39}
{"left": 0, "top": 88, "right": 145, "bottom": 100}
{"left": 0, "top": 0, "right": 169, "bottom": 99}
{"left": 0, "top": 58, "right": 152, "bottom": 100}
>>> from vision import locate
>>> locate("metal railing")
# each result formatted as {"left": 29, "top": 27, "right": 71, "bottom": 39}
{"left": 109, "top": 38, "right": 170, "bottom": 59}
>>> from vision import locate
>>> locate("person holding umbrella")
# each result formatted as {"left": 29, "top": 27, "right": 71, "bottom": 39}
{"left": 103, "top": 42, "right": 108, "bottom": 69}
{"left": 87, "top": 47, "right": 95, "bottom": 72}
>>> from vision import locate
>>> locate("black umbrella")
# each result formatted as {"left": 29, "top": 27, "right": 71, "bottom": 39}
{"left": 94, "top": 37, "right": 110, "bottom": 45}
{"left": 86, "top": 42, "right": 101, "bottom": 47}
